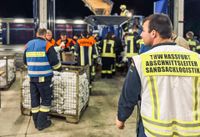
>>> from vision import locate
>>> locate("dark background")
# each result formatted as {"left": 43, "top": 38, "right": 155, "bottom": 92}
{"left": 0, "top": 0, "right": 199, "bottom": 37}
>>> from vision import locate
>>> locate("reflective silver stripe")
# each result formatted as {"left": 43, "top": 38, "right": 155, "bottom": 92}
{"left": 31, "top": 106, "right": 40, "bottom": 113}
{"left": 142, "top": 116, "right": 200, "bottom": 127}
{"left": 28, "top": 70, "right": 53, "bottom": 75}
{"left": 52, "top": 62, "right": 61, "bottom": 70}
{"left": 27, "top": 62, "right": 50, "bottom": 66}
{"left": 149, "top": 76, "right": 158, "bottom": 119}
{"left": 145, "top": 127, "right": 200, "bottom": 137}
{"left": 40, "top": 105, "right": 50, "bottom": 112}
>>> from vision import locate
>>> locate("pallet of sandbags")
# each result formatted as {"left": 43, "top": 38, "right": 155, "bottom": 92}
{"left": 0, "top": 54, "right": 16, "bottom": 90}
{"left": 21, "top": 65, "right": 90, "bottom": 123}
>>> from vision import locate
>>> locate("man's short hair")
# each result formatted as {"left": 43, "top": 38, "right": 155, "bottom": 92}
{"left": 143, "top": 14, "right": 173, "bottom": 39}
{"left": 37, "top": 28, "right": 47, "bottom": 36}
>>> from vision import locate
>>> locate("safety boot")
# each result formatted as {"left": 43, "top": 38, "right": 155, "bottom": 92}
{"left": 37, "top": 112, "right": 52, "bottom": 130}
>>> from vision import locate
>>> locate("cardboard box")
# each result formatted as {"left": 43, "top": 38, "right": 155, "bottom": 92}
{"left": 61, "top": 52, "right": 75, "bottom": 62}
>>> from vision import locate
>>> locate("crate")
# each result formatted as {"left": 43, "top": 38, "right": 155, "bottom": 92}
{"left": 21, "top": 65, "right": 90, "bottom": 123}
{"left": 61, "top": 52, "right": 75, "bottom": 62}
{"left": 15, "top": 53, "right": 24, "bottom": 70}
{"left": 0, "top": 54, "right": 16, "bottom": 90}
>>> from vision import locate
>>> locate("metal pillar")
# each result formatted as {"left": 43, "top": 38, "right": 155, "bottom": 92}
{"left": 6, "top": 22, "right": 10, "bottom": 45}
{"left": 33, "top": 0, "right": 55, "bottom": 35}
{"left": 47, "top": 0, "right": 56, "bottom": 37}
{"left": 174, "top": 0, "right": 184, "bottom": 37}
{"left": 39, "top": 0, "right": 48, "bottom": 28}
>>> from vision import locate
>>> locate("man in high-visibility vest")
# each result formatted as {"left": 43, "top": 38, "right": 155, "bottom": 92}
{"left": 24, "top": 28, "right": 61, "bottom": 130}
{"left": 120, "top": 5, "right": 130, "bottom": 17}
{"left": 186, "top": 31, "right": 199, "bottom": 52}
{"left": 116, "top": 14, "right": 200, "bottom": 136}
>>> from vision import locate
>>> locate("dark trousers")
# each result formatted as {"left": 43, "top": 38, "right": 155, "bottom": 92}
{"left": 101, "top": 57, "right": 114, "bottom": 78}
{"left": 30, "top": 80, "right": 52, "bottom": 129}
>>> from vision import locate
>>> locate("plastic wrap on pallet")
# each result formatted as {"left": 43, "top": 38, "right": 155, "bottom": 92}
{"left": 22, "top": 71, "right": 89, "bottom": 115}
{"left": 0, "top": 59, "right": 16, "bottom": 87}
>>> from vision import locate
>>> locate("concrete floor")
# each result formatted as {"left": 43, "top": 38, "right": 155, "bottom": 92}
{"left": 0, "top": 71, "right": 137, "bottom": 137}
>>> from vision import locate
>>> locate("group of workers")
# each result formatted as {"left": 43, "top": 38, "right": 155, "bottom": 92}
{"left": 23, "top": 9, "right": 200, "bottom": 136}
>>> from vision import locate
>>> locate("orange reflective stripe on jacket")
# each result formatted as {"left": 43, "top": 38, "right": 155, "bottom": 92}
{"left": 46, "top": 41, "right": 54, "bottom": 52}
{"left": 78, "top": 38, "right": 94, "bottom": 47}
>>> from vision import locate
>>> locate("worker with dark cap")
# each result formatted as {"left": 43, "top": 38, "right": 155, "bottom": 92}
{"left": 99, "top": 32, "right": 117, "bottom": 78}
{"left": 75, "top": 31, "right": 98, "bottom": 87}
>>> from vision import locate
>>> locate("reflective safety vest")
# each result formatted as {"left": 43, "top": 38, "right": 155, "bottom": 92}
{"left": 101, "top": 39, "right": 116, "bottom": 58}
{"left": 133, "top": 45, "right": 200, "bottom": 137}
{"left": 77, "top": 38, "right": 95, "bottom": 66}
{"left": 187, "top": 39, "right": 197, "bottom": 52}
{"left": 120, "top": 10, "right": 129, "bottom": 16}
{"left": 125, "top": 35, "right": 138, "bottom": 57}
{"left": 26, "top": 39, "right": 53, "bottom": 77}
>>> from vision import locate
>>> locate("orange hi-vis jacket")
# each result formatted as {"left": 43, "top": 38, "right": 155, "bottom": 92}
{"left": 56, "top": 38, "right": 76, "bottom": 49}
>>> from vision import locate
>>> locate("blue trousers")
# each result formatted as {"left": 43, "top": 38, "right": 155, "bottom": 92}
{"left": 30, "top": 80, "right": 52, "bottom": 128}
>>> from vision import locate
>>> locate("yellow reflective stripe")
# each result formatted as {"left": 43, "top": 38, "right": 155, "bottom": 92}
{"left": 103, "top": 40, "right": 106, "bottom": 55}
{"left": 153, "top": 76, "right": 160, "bottom": 119}
{"left": 196, "top": 46, "right": 200, "bottom": 50}
{"left": 198, "top": 77, "right": 200, "bottom": 121}
{"left": 146, "top": 76, "right": 160, "bottom": 120}
{"left": 101, "top": 53, "right": 116, "bottom": 58}
{"left": 107, "top": 70, "right": 112, "bottom": 74}
{"left": 126, "top": 53, "right": 138, "bottom": 57}
{"left": 110, "top": 40, "right": 114, "bottom": 55}
{"left": 148, "top": 76, "right": 160, "bottom": 120}
{"left": 26, "top": 52, "right": 45, "bottom": 57}
{"left": 188, "top": 40, "right": 196, "bottom": 46}
{"left": 93, "top": 54, "right": 98, "bottom": 58}
{"left": 80, "top": 46, "right": 85, "bottom": 66}
{"left": 40, "top": 105, "right": 50, "bottom": 112}
{"left": 143, "top": 117, "right": 200, "bottom": 130}
{"left": 31, "top": 106, "right": 40, "bottom": 113}
{"left": 128, "top": 36, "right": 134, "bottom": 53}
{"left": 89, "top": 46, "right": 92, "bottom": 65}
{"left": 102, "top": 40, "right": 115, "bottom": 57}
{"left": 142, "top": 115, "right": 200, "bottom": 126}
{"left": 193, "top": 77, "right": 199, "bottom": 121}
{"left": 144, "top": 126, "right": 200, "bottom": 137}
{"left": 52, "top": 62, "right": 61, "bottom": 70}
{"left": 147, "top": 76, "right": 155, "bottom": 119}
{"left": 101, "top": 70, "right": 112, "bottom": 74}
{"left": 101, "top": 70, "right": 107, "bottom": 74}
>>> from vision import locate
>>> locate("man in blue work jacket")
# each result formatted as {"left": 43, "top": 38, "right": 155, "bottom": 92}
{"left": 116, "top": 14, "right": 200, "bottom": 136}
{"left": 23, "top": 28, "right": 61, "bottom": 130}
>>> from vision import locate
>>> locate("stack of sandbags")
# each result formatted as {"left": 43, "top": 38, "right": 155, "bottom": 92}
{"left": 0, "top": 59, "right": 16, "bottom": 87}
{"left": 22, "top": 76, "right": 31, "bottom": 109}
{"left": 22, "top": 71, "right": 89, "bottom": 116}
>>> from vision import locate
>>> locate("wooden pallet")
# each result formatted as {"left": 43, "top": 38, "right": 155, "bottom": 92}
{"left": 21, "top": 107, "right": 31, "bottom": 116}
{"left": 49, "top": 100, "right": 89, "bottom": 123}
{"left": 21, "top": 101, "right": 89, "bottom": 124}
